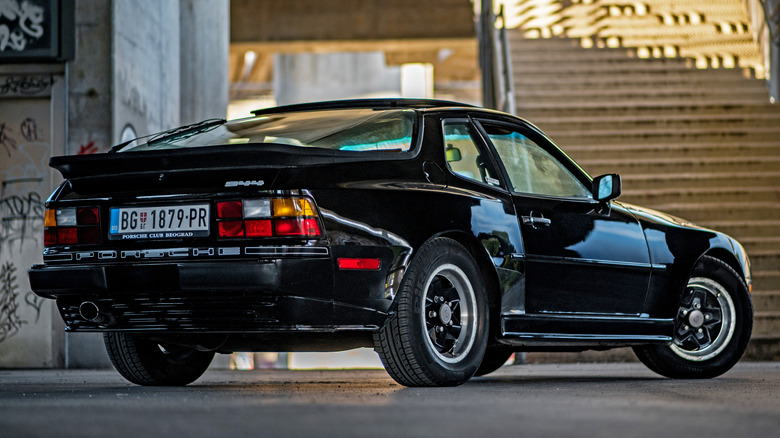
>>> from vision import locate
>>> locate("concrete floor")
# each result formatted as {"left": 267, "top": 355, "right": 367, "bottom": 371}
{"left": 1, "top": 362, "right": 778, "bottom": 438}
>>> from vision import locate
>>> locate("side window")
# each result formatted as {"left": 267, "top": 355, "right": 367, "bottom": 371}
{"left": 443, "top": 121, "right": 501, "bottom": 187}
{"left": 481, "top": 124, "right": 590, "bottom": 198}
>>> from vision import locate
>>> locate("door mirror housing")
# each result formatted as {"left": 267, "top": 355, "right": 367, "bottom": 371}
{"left": 592, "top": 174, "right": 621, "bottom": 202}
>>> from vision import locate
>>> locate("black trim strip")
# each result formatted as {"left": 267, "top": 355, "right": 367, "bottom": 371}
{"left": 525, "top": 254, "right": 666, "bottom": 271}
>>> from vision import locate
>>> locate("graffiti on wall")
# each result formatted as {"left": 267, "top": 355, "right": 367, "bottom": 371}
{"left": 0, "top": 0, "right": 45, "bottom": 53}
{"left": 0, "top": 120, "right": 16, "bottom": 156}
{"left": 1, "top": 178, "right": 44, "bottom": 254}
{"left": 0, "top": 112, "right": 45, "bottom": 255}
{"left": 0, "top": 75, "right": 55, "bottom": 97}
{"left": 0, "top": 261, "right": 25, "bottom": 343}
{"left": 78, "top": 141, "right": 97, "bottom": 155}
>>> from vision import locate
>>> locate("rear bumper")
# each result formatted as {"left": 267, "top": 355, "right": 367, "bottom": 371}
{"left": 30, "top": 261, "right": 284, "bottom": 297}
{"left": 29, "top": 258, "right": 386, "bottom": 333}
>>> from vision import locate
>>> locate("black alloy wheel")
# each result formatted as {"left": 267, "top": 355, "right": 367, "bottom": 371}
{"left": 374, "top": 237, "right": 489, "bottom": 387}
{"left": 633, "top": 256, "right": 753, "bottom": 379}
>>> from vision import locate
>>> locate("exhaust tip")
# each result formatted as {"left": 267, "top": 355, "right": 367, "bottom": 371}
{"left": 78, "top": 301, "right": 102, "bottom": 322}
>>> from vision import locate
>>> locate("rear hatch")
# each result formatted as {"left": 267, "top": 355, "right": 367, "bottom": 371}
{"left": 42, "top": 107, "right": 418, "bottom": 263}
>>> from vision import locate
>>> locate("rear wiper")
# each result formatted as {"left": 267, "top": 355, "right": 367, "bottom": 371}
{"left": 108, "top": 118, "right": 227, "bottom": 153}
{"left": 147, "top": 118, "right": 226, "bottom": 145}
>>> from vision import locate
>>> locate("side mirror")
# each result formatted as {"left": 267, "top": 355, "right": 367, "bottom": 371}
{"left": 592, "top": 174, "right": 621, "bottom": 202}
{"left": 445, "top": 144, "right": 462, "bottom": 162}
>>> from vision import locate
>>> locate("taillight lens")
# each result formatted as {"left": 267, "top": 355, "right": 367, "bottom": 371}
{"left": 274, "top": 218, "right": 320, "bottom": 236}
{"left": 44, "top": 206, "right": 101, "bottom": 246}
{"left": 216, "top": 197, "right": 320, "bottom": 239}
{"left": 245, "top": 219, "right": 272, "bottom": 237}
{"left": 217, "top": 201, "right": 243, "bottom": 219}
{"left": 218, "top": 220, "right": 245, "bottom": 238}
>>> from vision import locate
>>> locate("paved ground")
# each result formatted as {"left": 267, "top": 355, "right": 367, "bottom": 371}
{"left": 1, "top": 362, "right": 778, "bottom": 438}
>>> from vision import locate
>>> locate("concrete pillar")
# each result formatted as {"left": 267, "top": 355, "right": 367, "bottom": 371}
{"left": 274, "top": 52, "right": 401, "bottom": 106}
{"left": 180, "top": 0, "right": 230, "bottom": 124}
{"left": 112, "top": 0, "right": 181, "bottom": 143}
{"left": 68, "top": 0, "right": 112, "bottom": 155}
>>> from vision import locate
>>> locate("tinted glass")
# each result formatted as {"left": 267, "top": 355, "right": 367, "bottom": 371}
{"left": 443, "top": 122, "right": 501, "bottom": 187}
{"left": 483, "top": 125, "right": 590, "bottom": 198}
{"left": 121, "top": 109, "right": 415, "bottom": 153}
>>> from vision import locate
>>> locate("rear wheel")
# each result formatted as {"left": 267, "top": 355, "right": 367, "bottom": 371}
{"left": 374, "top": 238, "right": 489, "bottom": 387}
{"left": 104, "top": 333, "right": 214, "bottom": 386}
{"left": 633, "top": 256, "right": 753, "bottom": 379}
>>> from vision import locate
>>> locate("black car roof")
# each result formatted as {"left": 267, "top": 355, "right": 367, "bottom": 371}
{"left": 250, "top": 98, "right": 477, "bottom": 116}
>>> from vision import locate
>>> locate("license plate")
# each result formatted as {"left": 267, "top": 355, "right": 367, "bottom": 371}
{"left": 109, "top": 204, "right": 210, "bottom": 240}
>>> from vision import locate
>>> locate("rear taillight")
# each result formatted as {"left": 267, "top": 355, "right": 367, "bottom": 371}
{"left": 44, "top": 207, "right": 101, "bottom": 246}
{"left": 216, "top": 197, "right": 321, "bottom": 239}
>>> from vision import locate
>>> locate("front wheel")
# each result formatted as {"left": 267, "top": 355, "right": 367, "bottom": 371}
{"left": 373, "top": 238, "right": 489, "bottom": 387}
{"left": 104, "top": 333, "right": 215, "bottom": 386}
{"left": 633, "top": 256, "right": 753, "bottom": 379}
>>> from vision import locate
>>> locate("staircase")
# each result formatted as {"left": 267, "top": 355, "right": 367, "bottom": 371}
{"left": 506, "top": 0, "right": 780, "bottom": 360}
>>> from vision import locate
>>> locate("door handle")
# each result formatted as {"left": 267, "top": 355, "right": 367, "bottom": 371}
{"left": 522, "top": 212, "right": 552, "bottom": 229}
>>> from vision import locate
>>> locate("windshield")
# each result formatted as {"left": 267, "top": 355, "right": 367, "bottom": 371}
{"left": 120, "top": 108, "right": 416, "bottom": 153}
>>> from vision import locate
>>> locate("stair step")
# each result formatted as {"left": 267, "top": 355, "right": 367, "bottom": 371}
{"left": 642, "top": 202, "right": 780, "bottom": 222}
{"left": 753, "top": 270, "right": 780, "bottom": 292}
{"left": 621, "top": 187, "right": 780, "bottom": 206}
{"left": 699, "top": 221, "right": 780, "bottom": 238}
{"left": 745, "top": 336, "right": 780, "bottom": 361}
{"left": 751, "top": 291, "right": 780, "bottom": 311}
{"left": 743, "top": 251, "right": 780, "bottom": 272}
{"left": 534, "top": 117, "right": 780, "bottom": 134}
{"left": 619, "top": 172, "right": 780, "bottom": 190}
{"left": 518, "top": 85, "right": 770, "bottom": 100}
{"left": 580, "top": 156, "right": 780, "bottom": 176}
{"left": 740, "top": 237, "right": 780, "bottom": 253}
{"left": 519, "top": 104, "right": 780, "bottom": 120}
{"left": 566, "top": 142, "right": 780, "bottom": 161}
{"left": 754, "top": 311, "right": 780, "bottom": 335}
{"left": 526, "top": 111, "right": 780, "bottom": 125}
{"left": 512, "top": 58, "right": 694, "bottom": 73}
{"left": 514, "top": 70, "right": 756, "bottom": 87}
{"left": 519, "top": 89, "right": 774, "bottom": 104}
{"left": 517, "top": 98, "right": 774, "bottom": 112}
{"left": 553, "top": 131, "right": 780, "bottom": 147}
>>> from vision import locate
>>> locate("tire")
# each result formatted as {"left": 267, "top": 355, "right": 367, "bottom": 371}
{"left": 474, "top": 347, "right": 514, "bottom": 377}
{"left": 104, "top": 332, "right": 215, "bottom": 386}
{"left": 633, "top": 256, "right": 753, "bottom": 379}
{"left": 373, "top": 238, "right": 489, "bottom": 387}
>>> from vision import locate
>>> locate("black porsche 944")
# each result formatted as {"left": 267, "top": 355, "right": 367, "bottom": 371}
{"left": 29, "top": 99, "right": 753, "bottom": 387}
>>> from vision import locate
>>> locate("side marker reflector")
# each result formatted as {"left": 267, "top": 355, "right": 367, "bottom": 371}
{"left": 337, "top": 258, "right": 381, "bottom": 270}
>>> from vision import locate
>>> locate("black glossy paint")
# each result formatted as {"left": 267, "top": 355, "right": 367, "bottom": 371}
{"left": 29, "top": 99, "right": 751, "bottom": 353}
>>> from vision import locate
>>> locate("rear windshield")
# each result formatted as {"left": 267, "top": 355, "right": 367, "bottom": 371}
{"left": 120, "top": 108, "right": 416, "bottom": 153}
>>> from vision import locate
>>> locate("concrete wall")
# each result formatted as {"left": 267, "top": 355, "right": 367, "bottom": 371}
{"left": 1, "top": 0, "right": 229, "bottom": 369}
{"left": 0, "top": 65, "right": 68, "bottom": 368}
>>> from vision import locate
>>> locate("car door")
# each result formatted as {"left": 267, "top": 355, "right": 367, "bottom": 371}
{"left": 475, "top": 119, "right": 651, "bottom": 315}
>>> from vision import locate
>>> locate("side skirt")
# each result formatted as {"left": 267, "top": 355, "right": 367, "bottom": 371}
{"left": 499, "top": 313, "right": 674, "bottom": 348}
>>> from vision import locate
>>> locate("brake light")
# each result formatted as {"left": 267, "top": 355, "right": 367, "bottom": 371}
{"left": 216, "top": 197, "right": 321, "bottom": 239}
{"left": 44, "top": 207, "right": 101, "bottom": 246}
{"left": 245, "top": 219, "right": 272, "bottom": 237}
{"left": 274, "top": 218, "right": 320, "bottom": 236}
